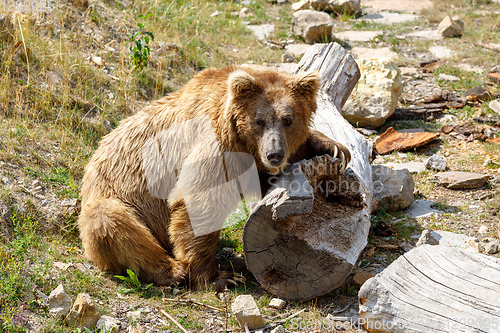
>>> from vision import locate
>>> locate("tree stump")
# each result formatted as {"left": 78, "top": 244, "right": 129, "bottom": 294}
{"left": 359, "top": 245, "right": 500, "bottom": 332}
{"left": 243, "top": 43, "right": 373, "bottom": 301}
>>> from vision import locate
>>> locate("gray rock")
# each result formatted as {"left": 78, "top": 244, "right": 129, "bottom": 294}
{"left": 438, "top": 16, "right": 463, "bottom": 38}
{"left": 429, "top": 46, "right": 453, "bottom": 59}
{"left": 342, "top": 59, "right": 403, "bottom": 128}
{"left": 416, "top": 230, "right": 439, "bottom": 246}
{"left": 1, "top": 176, "right": 11, "bottom": 185}
{"left": 363, "top": 12, "right": 419, "bottom": 25}
{"left": 335, "top": 30, "right": 383, "bottom": 42}
{"left": 484, "top": 239, "right": 499, "bottom": 254}
{"left": 47, "top": 284, "right": 72, "bottom": 319}
{"left": 66, "top": 293, "right": 101, "bottom": 330}
{"left": 489, "top": 100, "right": 500, "bottom": 114}
{"left": 382, "top": 162, "right": 426, "bottom": 174}
{"left": 271, "top": 325, "right": 286, "bottom": 333}
{"left": 292, "top": 0, "right": 310, "bottom": 11}
{"left": 126, "top": 310, "right": 141, "bottom": 322}
{"left": 281, "top": 53, "right": 295, "bottom": 63}
{"left": 416, "top": 230, "right": 478, "bottom": 248}
{"left": 292, "top": 10, "right": 334, "bottom": 44}
{"left": 310, "top": 0, "right": 361, "bottom": 14}
{"left": 425, "top": 154, "right": 447, "bottom": 171}
{"left": 231, "top": 295, "right": 266, "bottom": 330}
{"left": 0, "top": 14, "right": 14, "bottom": 44}
{"left": 434, "top": 171, "right": 489, "bottom": 189}
{"left": 268, "top": 298, "right": 286, "bottom": 309}
{"left": 372, "top": 165, "right": 415, "bottom": 211}
{"left": 96, "top": 315, "right": 121, "bottom": 332}
{"left": 247, "top": 24, "right": 275, "bottom": 40}
{"left": 405, "top": 200, "right": 444, "bottom": 219}
{"left": 362, "top": 0, "right": 432, "bottom": 13}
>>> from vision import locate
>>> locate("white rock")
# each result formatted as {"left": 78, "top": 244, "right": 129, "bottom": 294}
{"left": 484, "top": 239, "right": 500, "bottom": 254}
{"left": 292, "top": 10, "right": 334, "bottom": 44}
{"left": 342, "top": 59, "right": 402, "bottom": 128}
{"left": 239, "top": 7, "right": 252, "bottom": 18}
{"left": 292, "top": 0, "right": 310, "bottom": 11}
{"left": 425, "top": 154, "right": 447, "bottom": 171}
{"left": 90, "top": 55, "right": 103, "bottom": 66}
{"left": 438, "top": 16, "right": 463, "bottom": 38}
{"left": 362, "top": 0, "right": 432, "bottom": 13}
{"left": 268, "top": 298, "right": 286, "bottom": 309}
{"left": 429, "top": 46, "right": 453, "bottom": 59}
{"left": 231, "top": 295, "right": 266, "bottom": 330}
{"left": 462, "top": 240, "right": 482, "bottom": 253}
{"left": 439, "top": 73, "right": 459, "bottom": 81}
{"left": 489, "top": 100, "right": 500, "bottom": 114}
{"left": 271, "top": 325, "right": 286, "bottom": 333}
{"left": 479, "top": 225, "right": 489, "bottom": 234}
{"left": 372, "top": 165, "right": 415, "bottom": 211}
{"left": 48, "top": 284, "right": 72, "bottom": 319}
{"left": 1, "top": 176, "right": 11, "bottom": 185}
{"left": 406, "top": 200, "right": 444, "bottom": 219}
{"left": 66, "top": 293, "right": 101, "bottom": 330}
{"left": 96, "top": 315, "right": 121, "bottom": 332}
{"left": 382, "top": 162, "right": 426, "bottom": 174}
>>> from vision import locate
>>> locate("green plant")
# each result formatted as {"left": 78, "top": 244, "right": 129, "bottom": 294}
{"left": 127, "top": 15, "right": 155, "bottom": 72}
{"left": 114, "top": 268, "right": 153, "bottom": 294}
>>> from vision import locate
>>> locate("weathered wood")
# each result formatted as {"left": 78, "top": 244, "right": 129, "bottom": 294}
{"left": 243, "top": 43, "right": 373, "bottom": 301}
{"left": 359, "top": 245, "right": 500, "bottom": 333}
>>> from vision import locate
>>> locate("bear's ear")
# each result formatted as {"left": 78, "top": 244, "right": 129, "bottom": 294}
{"left": 228, "top": 70, "right": 263, "bottom": 99}
{"left": 289, "top": 71, "right": 320, "bottom": 98}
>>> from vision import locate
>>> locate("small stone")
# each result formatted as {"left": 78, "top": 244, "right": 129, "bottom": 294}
{"left": 271, "top": 325, "right": 285, "bottom": 333}
{"left": 66, "top": 293, "right": 101, "bottom": 330}
{"left": 126, "top": 310, "right": 141, "bottom": 322}
{"left": 239, "top": 7, "right": 252, "bottom": 18}
{"left": 484, "top": 158, "right": 493, "bottom": 167}
{"left": 488, "top": 100, "right": 500, "bottom": 114}
{"left": 41, "top": 199, "right": 51, "bottom": 206}
{"left": 47, "top": 284, "right": 72, "bottom": 319}
{"left": 439, "top": 73, "right": 459, "bottom": 82}
{"left": 438, "top": 16, "right": 463, "bottom": 38}
{"left": 246, "top": 24, "right": 275, "bottom": 40}
{"left": 353, "top": 271, "right": 376, "bottom": 286}
{"left": 281, "top": 53, "right": 295, "bottom": 63}
{"left": 462, "top": 240, "right": 482, "bottom": 253}
{"left": 478, "top": 225, "right": 489, "bottom": 234}
{"left": 484, "top": 239, "right": 499, "bottom": 254}
{"left": 425, "top": 154, "right": 447, "bottom": 171}
{"left": 61, "top": 198, "right": 78, "bottom": 207}
{"left": 90, "top": 55, "right": 103, "bottom": 67}
{"left": 406, "top": 200, "right": 444, "bottom": 219}
{"left": 231, "top": 295, "right": 266, "bottom": 330}
{"left": 1, "top": 176, "right": 11, "bottom": 185}
{"left": 292, "top": 0, "right": 310, "bottom": 11}
{"left": 372, "top": 165, "right": 415, "bottom": 211}
{"left": 172, "top": 288, "right": 182, "bottom": 296}
{"left": 210, "top": 11, "right": 222, "bottom": 17}
{"left": 268, "top": 298, "right": 286, "bottom": 310}
{"left": 96, "top": 315, "right": 121, "bottom": 332}
{"left": 292, "top": 10, "right": 334, "bottom": 44}
{"left": 416, "top": 230, "right": 439, "bottom": 246}
{"left": 310, "top": 0, "right": 361, "bottom": 14}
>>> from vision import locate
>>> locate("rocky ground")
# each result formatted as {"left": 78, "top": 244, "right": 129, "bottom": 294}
{"left": 1, "top": 0, "right": 500, "bottom": 332}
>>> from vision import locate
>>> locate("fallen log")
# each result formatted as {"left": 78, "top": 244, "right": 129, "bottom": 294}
{"left": 243, "top": 43, "right": 372, "bottom": 301}
{"left": 359, "top": 245, "right": 500, "bottom": 333}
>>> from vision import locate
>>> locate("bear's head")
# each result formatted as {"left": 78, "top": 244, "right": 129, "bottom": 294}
{"left": 227, "top": 67, "right": 320, "bottom": 175}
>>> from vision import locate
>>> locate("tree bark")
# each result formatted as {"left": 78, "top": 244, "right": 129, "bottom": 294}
{"left": 243, "top": 43, "right": 373, "bottom": 301}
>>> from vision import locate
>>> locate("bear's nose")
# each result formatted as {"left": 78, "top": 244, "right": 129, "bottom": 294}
{"left": 267, "top": 150, "right": 285, "bottom": 165}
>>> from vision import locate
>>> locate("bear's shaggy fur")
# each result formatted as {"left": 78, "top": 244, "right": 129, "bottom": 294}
{"left": 78, "top": 66, "right": 350, "bottom": 289}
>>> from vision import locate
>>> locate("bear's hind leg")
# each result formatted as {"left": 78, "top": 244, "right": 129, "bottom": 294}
{"left": 78, "top": 198, "right": 185, "bottom": 286}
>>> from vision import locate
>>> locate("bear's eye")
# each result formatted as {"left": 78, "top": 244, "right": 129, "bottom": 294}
{"left": 282, "top": 117, "right": 293, "bottom": 127}
{"left": 256, "top": 119, "right": 265, "bottom": 127}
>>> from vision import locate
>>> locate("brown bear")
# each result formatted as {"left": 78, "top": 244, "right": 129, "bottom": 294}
{"left": 78, "top": 65, "right": 350, "bottom": 289}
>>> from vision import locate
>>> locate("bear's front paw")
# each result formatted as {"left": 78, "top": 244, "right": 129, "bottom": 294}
{"left": 157, "top": 260, "right": 187, "bottom": 286}
{"left": 214, "top": 271, "right": 246, "bottom": 292}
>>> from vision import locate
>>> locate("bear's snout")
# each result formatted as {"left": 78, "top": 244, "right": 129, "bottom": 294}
{"left": 262, "top": 128, "right": 287, "bottom": 169}
{"left": 266, "top": 149, "right": 285, "bottom": 166}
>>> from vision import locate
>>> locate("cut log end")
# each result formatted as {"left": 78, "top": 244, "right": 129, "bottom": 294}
{"left": 243, "top": 155, "right": 364, "bottom": 301}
